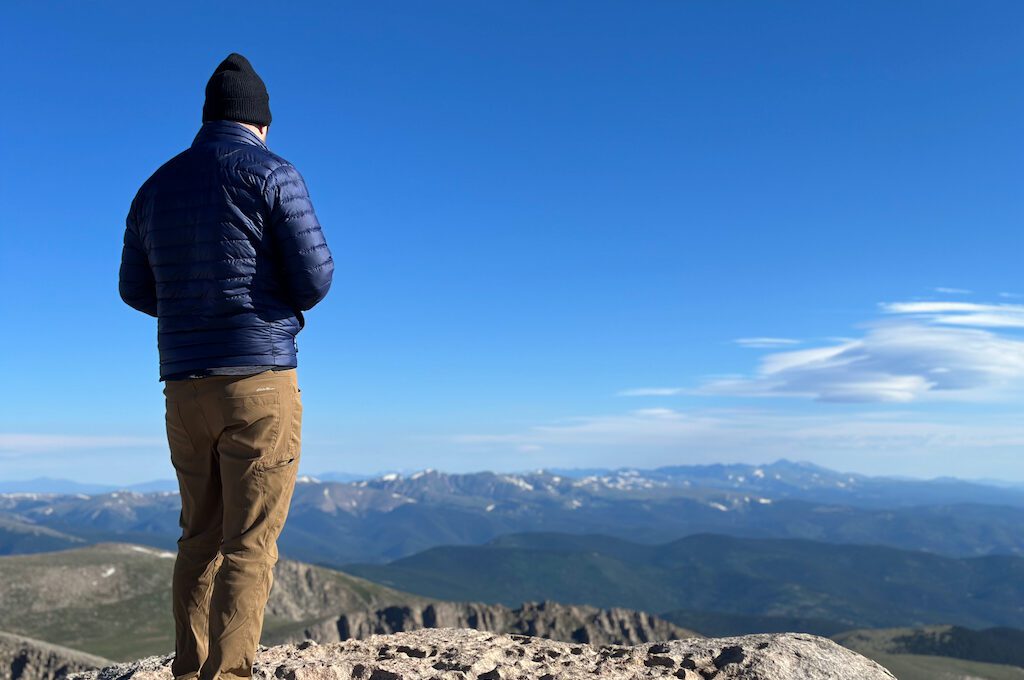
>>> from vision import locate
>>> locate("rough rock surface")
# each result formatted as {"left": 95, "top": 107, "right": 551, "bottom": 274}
{"left": 271, "top": 600, "right": 697, "bottom": 647}
{"left": 1, "top": 631, "right": 110, "bottom": 680}
{"left": 68, "top": 627, "right": 896, "bottom": 680}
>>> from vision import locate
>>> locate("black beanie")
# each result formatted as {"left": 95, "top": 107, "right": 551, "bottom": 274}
{"left": 202, "top": 53, "right": 272, "bottom": 127}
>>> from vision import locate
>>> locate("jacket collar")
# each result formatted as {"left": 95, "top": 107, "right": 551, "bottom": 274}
{"left": 192, "top": 120, "right": 268, "bottom": 150}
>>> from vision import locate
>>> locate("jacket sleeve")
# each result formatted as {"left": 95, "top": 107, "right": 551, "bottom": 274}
{"left": 264, "top": 163, "right": 334, "bottom": 311}
{"left": 118, "top": 198, "right": 158, "bottom": 317}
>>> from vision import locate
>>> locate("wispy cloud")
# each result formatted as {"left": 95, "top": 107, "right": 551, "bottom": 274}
{"left": 617, "top": 387, "right": 686, "bottom": 397}
{"left": 0, "top": 433, "right": 163, "bottom": 454}
{"left": 619, "top": 300, "right": 1024, "bottom": 404}
{"left": 880, "top": 301, "right": 1024, "bottom": 328}
{"left": 934, "top": 287, "right": 972, "bottom": 295}
{"left": 734, "top": 337, "right": 801, "bottom": 348}
{"left": 694, "top": 299, "right": 1024, "bottom": 403}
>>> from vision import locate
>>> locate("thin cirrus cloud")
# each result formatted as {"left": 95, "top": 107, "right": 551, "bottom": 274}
{"left": 697, "top": 300, "right": 1024, "bottom": 403}
{"left": 733, "top": 337, "right": 802, "bottom": 348}
{"left": 880, "top": 301, "right": 1024, "bottom": 328}
{"left": 614, "top": 339, "right": 801, "bottom": 397}
{"left": 616, "top": 387, "right": 687, "bottom": 397}
{"left": 614, "top": 299, "right": 1024, "bottom": 404}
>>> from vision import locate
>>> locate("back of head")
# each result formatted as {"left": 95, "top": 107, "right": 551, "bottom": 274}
{"left": 202, "top": 52, "right": 272, "bottom": 127}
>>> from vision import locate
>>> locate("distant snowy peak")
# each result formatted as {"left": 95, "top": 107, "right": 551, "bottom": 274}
{"left": 4, "top": 459, "right": 1024, "bottom": 512}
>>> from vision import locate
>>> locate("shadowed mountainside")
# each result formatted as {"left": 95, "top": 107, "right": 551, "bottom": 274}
{"left": 342, "top": 531, "right": 1024, "bottom": 631}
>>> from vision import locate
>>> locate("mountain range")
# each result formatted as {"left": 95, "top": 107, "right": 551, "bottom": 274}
{"left": 9, "top": 459, "right": 1024, "bottom": 505}
{"left": 3, "top": 460, "right": 1024, "bottom": 565}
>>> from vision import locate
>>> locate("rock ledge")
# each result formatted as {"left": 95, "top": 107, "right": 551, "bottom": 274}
{"left": 0, "top": 630, "right": 111, "bottom": 680}
{"left": 68, "top": 627, "right": 896, "bottom": 680}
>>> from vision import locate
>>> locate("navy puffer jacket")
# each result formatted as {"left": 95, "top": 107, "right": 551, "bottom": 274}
{"left": 119, "top": 120, "right": 334, "bottom": 380}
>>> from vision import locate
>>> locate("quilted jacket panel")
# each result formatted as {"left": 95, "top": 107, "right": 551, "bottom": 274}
{"left": 119, "top": 120, "right": 333, "bottom": 380}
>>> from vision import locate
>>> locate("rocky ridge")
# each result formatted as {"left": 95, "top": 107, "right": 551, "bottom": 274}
{"left": 270, "top": 600, "right": 697, "bottom": 647}
{"left": 69, "top": 627, "right": 896, "bottom": 680}
{"left": 0, "top": 545, "right": 695, "bottom": 659}
{"left": 0, "top": 631, "right": 110, "bottom": 680}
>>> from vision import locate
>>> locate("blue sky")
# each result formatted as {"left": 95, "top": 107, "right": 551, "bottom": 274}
{"left": 2, "top": 1, "right": 1023, "bottom": 483}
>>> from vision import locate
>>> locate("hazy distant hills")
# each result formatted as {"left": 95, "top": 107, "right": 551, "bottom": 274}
{"left": 341, "top": 531, "right": 1024, "bottom": 631}
{"left": 548, "top": 460, "right": 1024, "bottom": 508}
{"left": 8, "top": 458, "right": 1024, "bottom": 504}
{"left": 0, "top": 474, "right": 364, "bottom": 495}
{"left": 0, "top": 479, "right": 177, "bottom": 495}
{"left": 3, "top": 460, "right": 1024, "bottom": 563}
{"left": 0, "top": 514, "right": 86, "bottom": 555}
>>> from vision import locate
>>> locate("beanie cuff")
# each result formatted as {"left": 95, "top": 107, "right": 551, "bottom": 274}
{"left": 202, "top": 95, "right": 272, "bottom": 127}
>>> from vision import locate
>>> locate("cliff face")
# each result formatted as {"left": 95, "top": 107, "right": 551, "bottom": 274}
{"left": 0, "top": 631, "right": 110, "bottom": 680}
{"left": 265, "top": 559, "right": 432, "bottom": 621}
{"left": 270, "top": 600, "right": 698, "bottom": 648}
{"left": 68, "top": 627, "right": 897, "bottom": 680}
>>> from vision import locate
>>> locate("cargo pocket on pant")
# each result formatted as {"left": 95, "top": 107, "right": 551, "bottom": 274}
{"left": 254, "top": 451, "right": 299, "bottom": 557}
{"left": 259, "top": 455, "right": 296, "bottom": 472}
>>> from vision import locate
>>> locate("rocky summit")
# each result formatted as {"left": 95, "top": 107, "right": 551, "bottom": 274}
{"left": 1, "top": 631, "right": 110, "bottom": 680}
{"left": 69, "top": 627, "right": 896, "bottom": 680}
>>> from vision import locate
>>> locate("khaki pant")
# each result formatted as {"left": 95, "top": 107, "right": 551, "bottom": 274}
{"left": 162, "top": 369, "right": 302, "bottom": 680}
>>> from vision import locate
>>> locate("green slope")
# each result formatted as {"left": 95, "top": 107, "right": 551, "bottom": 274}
{"left": 658, "top": 617, "right": 1024, "bottom": 679}
{"left": 342, "top": 531, "right": 1024, "bottom": 630}
{"left": 862, "top": 653, "right": 1024, "bottom": 680}
{"left": 835, "top": 625, "right": 1024, "bottom": 668}
{"left": 0, "top": 543, "right": 423, "bottom": 660}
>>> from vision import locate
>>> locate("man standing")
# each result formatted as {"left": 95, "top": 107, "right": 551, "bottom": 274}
{"left": 118, "top": 53, "right": 333, "bottom": 680}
